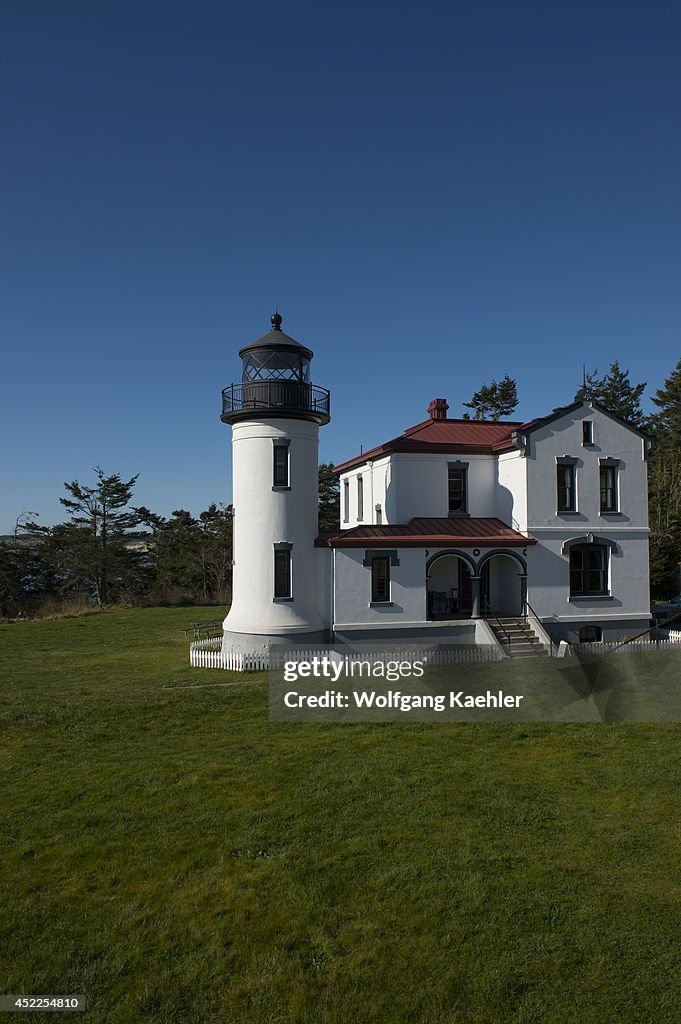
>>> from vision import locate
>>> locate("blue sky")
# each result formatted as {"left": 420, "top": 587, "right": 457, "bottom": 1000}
{"left": 1, "top": 1, "right": 680, "bottom": 532}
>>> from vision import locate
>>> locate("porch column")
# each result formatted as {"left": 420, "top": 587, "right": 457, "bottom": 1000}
{"left": 470, "top": 575, "right": 481, "bottom": 618}
{"left": 518, "top": 574, "right": 528, "bottom": 615}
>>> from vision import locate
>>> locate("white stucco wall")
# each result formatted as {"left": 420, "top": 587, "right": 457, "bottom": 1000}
{"left": 526, "top": 533, "right": 651, "bottom": 627}
{"left": 496, "top": 451, "right": 527, "bottom": 532}
{"left": 340, "top": 452, "right": 501, "bottom": 526}
{"left": 340, "top": 457, "right": 391, "bottom": 529}
{"left": 333, "top": 547, "right": 427, "bottom": 627}
{"left": 224, "top": 417, "right": 325, "bottom": 636}
{"left": 524, "top": 403, "right": 651, "bottom": 631}
{"left": 314, "top": 547, "right": 332, "bottom": 626}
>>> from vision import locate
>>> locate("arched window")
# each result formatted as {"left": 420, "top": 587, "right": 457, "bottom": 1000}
{"left": 569, "top": 544, "right": 609, "bottom": 597}
{"left": 579, "top": 625, "right": 602, "bottom": 642}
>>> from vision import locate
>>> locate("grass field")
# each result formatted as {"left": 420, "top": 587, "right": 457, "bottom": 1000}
{"left": 2, "top": 608, "right": 681, "bottom": 1023}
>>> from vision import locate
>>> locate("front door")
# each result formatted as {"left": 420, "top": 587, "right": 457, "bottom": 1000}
{"left": 458, "top": 561, "right": 472, "bottom": 613}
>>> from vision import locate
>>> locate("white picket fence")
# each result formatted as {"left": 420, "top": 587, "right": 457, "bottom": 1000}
{"left": 189, "top": 639, "right": 504, "bottom": 673}
{"left": 570, "top": 637, "right": 681, "bottom": 656}
{"left": 191, "top": 633, "right": 681, "bottom": 671}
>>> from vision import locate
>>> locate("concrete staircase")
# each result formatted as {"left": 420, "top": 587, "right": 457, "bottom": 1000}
{"left": 487, "top": 616, "right": 549, "bottom": 658}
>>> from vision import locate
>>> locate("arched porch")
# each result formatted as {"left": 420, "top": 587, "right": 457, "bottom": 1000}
{"left": 426, "top": 551, "right": 478, "bottom": 620}
{"left": 479, "top": 551, "right": 527, "bottom": 618}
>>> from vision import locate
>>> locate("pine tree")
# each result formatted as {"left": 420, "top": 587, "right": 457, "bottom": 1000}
{"left": 57, "top": 467, "right": 140, "bottom": 604}
{"left": 647, "top": 359, "right": 681, "bottom": 596}
{"left": 318, "top": 463, "right": 340, "bottom": 531}
{"left": 650, "top": 358, "right": 681, "bottom": 448}
{"left": 463, "top": 375, "right": 518, "bottom": 420}
{"left": 584, "top": 361, "right": 646, "bottom": 427}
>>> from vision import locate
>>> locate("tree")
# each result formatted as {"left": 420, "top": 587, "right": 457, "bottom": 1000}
{"left": 649, "top": 358, "right": 681, "bottom": 448}
{"left": 584, "top": 361, "right": 646, "bottom": 427}
{"left": 648, "top": 449, "right": 681, "bottom": 596}
{"left": 318, "top": 463, "right": 340, "bottom": 531}
{"left": 463, "top": 374, "right": 518, "bottom": 420}
{"left": 135, "top": 503, "right": 233, "bottom": 604}
{"left": 198, "top": 504, "right": 233, "bottom": 604}
{"left": 32, "top": 467, "right": 141, "bottom": 605}
{"left": 647, "top": 359, "right": 681, "bottom": 596}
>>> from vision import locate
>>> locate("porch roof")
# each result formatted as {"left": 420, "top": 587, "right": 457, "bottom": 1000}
{"left": 315, "top": 517, "right": 536, "bottom": 549}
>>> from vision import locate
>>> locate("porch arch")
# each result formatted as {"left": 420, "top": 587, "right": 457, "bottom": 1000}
{"left": 425, "top": 550, "right": 478, "bottom": 619}
{"left": 478, "top": 549, "right": 527, "bottom": 617}
{"left": 477, "top": 549, "right": 527, "bottom": 576}
{"left": 426, "top": 549, "right": 478, "bottom": 576}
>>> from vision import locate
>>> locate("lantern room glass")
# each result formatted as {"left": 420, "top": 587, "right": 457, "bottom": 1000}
{"left": 242, "top": 350, "right": 311, "bottom": 383}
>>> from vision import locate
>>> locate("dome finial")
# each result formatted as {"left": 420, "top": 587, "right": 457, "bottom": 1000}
{"left": 271, "top": 311, "right": 283, "bottom": 331}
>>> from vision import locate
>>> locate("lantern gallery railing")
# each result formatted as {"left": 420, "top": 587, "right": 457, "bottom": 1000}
{"left": 221, "top": 381, "right": 331, "bottom": 424}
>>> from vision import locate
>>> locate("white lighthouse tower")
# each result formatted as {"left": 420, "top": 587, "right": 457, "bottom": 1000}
{"left": 221, "top": 313, "right": 331, "bottom": 656}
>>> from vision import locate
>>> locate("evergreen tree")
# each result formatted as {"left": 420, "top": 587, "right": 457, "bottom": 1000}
{"left": 463, "top": 374, "right": 518, "bottom": 420}
{"left": 28, "top": 468, "right": 140, "bottom": 605}
{"left": 647, "top": 360, "right": 681, "bottom": 596}
{"left": 584, "top": 361, "right": 646, "bottom": 427}
{"left": 648, "top": 449, "right": 681, "bottom": 597}
{"left": 134, "top": 504, "right": 233, "bottom": 604}
{"left": 649, "top": 358, "right": 681, "bottom": 447}
{"left": 318, "top": 463, "right": 340, "bottom": 531}
{"left": 198, "top": 504, "right": 233, "bottom": 604}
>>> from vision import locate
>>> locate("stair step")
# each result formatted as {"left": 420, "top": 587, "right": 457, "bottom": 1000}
{"left": 487, "top": 615, "right": 546, "bottom": 658}
{"left": 492, "top": 629, "right": 538, "bottom": 641}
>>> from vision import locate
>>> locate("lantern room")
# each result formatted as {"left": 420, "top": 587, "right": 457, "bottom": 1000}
{"left": 221, "top": 313, "right": 330, "bottom": 425}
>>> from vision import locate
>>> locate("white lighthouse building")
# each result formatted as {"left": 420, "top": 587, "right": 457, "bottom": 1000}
{"left": 216, "top": 312, "right": 652, "bottom": 662}
{"left": 221, "top": 313, "right": 331, "bottom": 655}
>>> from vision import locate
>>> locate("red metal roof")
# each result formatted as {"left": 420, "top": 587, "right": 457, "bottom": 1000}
{"left": 315, "top": 517, "right": 535, "bottom": 549}
{"left": 334, "top": 417, "right": 523, "bottom": 472}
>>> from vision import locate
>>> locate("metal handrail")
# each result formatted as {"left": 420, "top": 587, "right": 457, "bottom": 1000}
{"left": 483, "top": 597, "right": 513, "bottom": 654}
{"left": 523, "top": 596, "right": 553, "bottom": 656}
{"left": 221, "top": 381, "right": 330, "bottom": 421}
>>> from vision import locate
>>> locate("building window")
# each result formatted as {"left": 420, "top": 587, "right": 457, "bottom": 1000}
{"left": 448, "top": 464, "right": 467, "bottom": 514}
{"left": 600, "top": 464, "right": 618, "bottom": 513}
{"left": 274, "top": 548, "right": 291, "bottom": 599}
{"left": 557, "top": 463, "right": 576, "bottom": 512}
{"left": 343, "top": 480, "right": 350, "bottom": 523}
{"left": 273, "top": 444, "right": 289, "bottom": 488}
{"left": 371, "top": 556, "right": 390, "bottom": 603}
{"left": 375, "top": 504, "right": 382, "bottom": 525}
{"left": 582, "top": 421, "right": 594, "bottom": 445}
{"left": 579, "top": 625, "right": 602, "bottom": 642}
{"left": 569, "top": 544, "right": 608, "bottom": 597}
{"left": 357, "top": 475, "right": 364, "bottom": 520}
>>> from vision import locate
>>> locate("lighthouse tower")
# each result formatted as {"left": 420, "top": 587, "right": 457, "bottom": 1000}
{"left": 220, "top": 313, "right": 331, "bottom": 655}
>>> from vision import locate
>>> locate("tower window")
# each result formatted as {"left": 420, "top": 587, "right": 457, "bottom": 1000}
{"left": 557, "top": 462, "right": 576, "bottom": 512}
{"left": 357, "top": 475, "right": 364, "bottom": 520}
{"left": 273, "top": 444, "right": 289, "bottom": 488}
{"left": 343, "top": 480, "right": 350, "bottom": 523}
{"left": 448, "top": 464, "right": 468, "bottom": 515}
{"left": 582, "top": 421, "right": 594, "bottom": 445}
{"left": 371, "top": 556, "right": 390, "bottom": 603}
{"left": 600, "top": 464, "right": 618, "bottom": 513}
{"left": 274, "top": 547, "right": 292, "bottom": 599}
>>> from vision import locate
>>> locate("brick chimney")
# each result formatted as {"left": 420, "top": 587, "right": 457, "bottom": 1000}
{"left": 428, "top": 398, "right": 449, "bottom": 421}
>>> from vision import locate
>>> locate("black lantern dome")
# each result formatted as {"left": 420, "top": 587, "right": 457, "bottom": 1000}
{"left": 221, "top": 313, "right": 330, "bottom": 425}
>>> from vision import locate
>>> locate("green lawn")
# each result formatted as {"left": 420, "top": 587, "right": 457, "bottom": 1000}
{"left": 2, "top": 608, "right": 681, "bottom": 1023}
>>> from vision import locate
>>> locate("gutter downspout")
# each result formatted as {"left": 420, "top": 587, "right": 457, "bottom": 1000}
{"left": 331, "top": 546, "right": 336, "bottom": 645}
{"left": 368, "top": 460, "right": 374, "bottom": 523}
